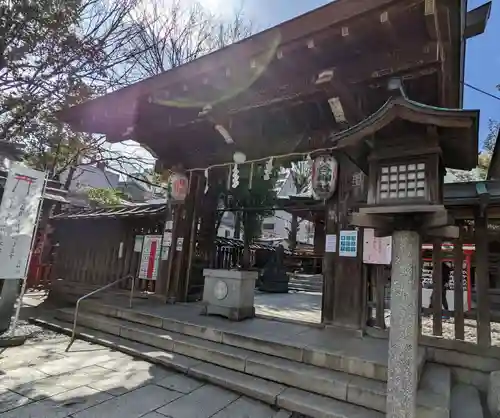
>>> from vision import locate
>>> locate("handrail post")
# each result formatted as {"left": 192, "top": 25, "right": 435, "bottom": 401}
{"left": 65, "top": 274, "right": 133, "bottom": 352}
{"left": 129, "top": 276, "right": 134, "bottom": 309}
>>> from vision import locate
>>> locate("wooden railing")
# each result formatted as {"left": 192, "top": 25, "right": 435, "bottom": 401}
{"left": 366, "top": 234, "right": 496, "bottom": 352}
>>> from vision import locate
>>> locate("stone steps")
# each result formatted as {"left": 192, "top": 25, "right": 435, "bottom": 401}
{"left": 49, "top": 304, "right": 451, "bottom": 417}
{"left": 78, "top": 301, "right": 391, "bottom": 381}
{"left": 54, "top": 308, "right": 387, "bottom": 413}
{"left": 32, "top": 314, "right": 384, "bottom": 418}
{"left": 33, "top": 309, "right": 452, "bottom": 418}
{"left": 451, "top": 384, "right": 484, "bottom": 418}
{"left": 288, "top": 275, "right": 323, "bottom": 293}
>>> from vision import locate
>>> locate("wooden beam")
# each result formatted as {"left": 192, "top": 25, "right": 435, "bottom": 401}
{"left": 425, "top": 225, "right": 459, "bottom": 239}
{"left": 421, "top": 210, "right": 454, "bottom": 229}
{"left": 350, "top": 212, "right": 394, "bottom": 230}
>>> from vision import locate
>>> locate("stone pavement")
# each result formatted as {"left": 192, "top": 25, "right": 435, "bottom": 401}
{"left": 0, "top": 332, "right": 292, "bottom": 418}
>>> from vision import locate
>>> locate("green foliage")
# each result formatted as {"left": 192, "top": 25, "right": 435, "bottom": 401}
{"left": 86, "top": 187, "right": 126, "bottom": 206}
{"left": 219, "top": 165, "right": 277, "bottom": 250}
{"left": 289, "top": 160, "right": 311, "bottom": 194}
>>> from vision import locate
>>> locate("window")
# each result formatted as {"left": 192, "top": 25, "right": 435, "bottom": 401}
{"left": 379, "top": 162, "right": 426, "bottom": 200}
{"left": 263, "top": 223, "right": 275, "bottom": 231}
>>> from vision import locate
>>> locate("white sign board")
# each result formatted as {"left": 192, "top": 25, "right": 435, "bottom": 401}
{"left": 363, "top": 228, "right": 392, "bottom": 265}
{"left": 176, "top": 237, "right": 184, "bottom": 252}
{"left": 134, "top": 235, "right": 144, "bottom": 252}
{"left": 163, "top": 231, "right": 172, "bottom": 247}
{"left": 325, "top": 234, "right": 337, "bottom": 253}
{"left": 0, "top": 163, "right": 46, "bottom": 279}
{"left": 138, "top": 235, "right": 162, "bottom": 280}
{"left": 339, "top": 230, "right": 358, "bottom": 258}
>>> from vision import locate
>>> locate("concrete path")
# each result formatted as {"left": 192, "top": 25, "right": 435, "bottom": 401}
{"left": 254, "top": 292, "right": 322, "bottom": 324}
{"left": 0, "top": 330, "right": 291, "bottom": 418}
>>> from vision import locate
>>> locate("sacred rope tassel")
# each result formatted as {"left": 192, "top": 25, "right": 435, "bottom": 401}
{"left": 249, "top": 162, "right": 254, "bottom": 190}
{"left": 204, "top": 168, "right": 209, "bottom": 194}
{"left": 263, "top": 157, "right": 273, "bottom": 181}
{"left": 232, "top": 164, "right": 240, "bottom": 188}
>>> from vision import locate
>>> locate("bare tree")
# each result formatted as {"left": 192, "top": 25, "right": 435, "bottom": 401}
{"left": 122, "top": 0, "right": 253, "bottom": 81}
{"left": 287, "top": 161, "right": 312, "bottom": 251}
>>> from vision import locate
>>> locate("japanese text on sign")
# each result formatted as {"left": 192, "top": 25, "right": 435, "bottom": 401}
{"left": 0, "top": 163, "right": 46, "bottom": 280}
{"left": 138, "top": 235, "right": 162, "bottom": 280}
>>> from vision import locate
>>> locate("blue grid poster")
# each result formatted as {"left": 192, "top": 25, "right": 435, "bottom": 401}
{"left": 339, "top": 230, "right": 358, "bottom": 257}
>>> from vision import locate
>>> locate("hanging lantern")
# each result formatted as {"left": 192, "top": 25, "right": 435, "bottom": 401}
{"left": 168, "top": 172, "right": 189, "bottom": 202}
{"left": 312, "top": 154, "right": 338, "bottom": 200}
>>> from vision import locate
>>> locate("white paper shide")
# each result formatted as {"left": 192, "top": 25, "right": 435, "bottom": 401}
{"left": 0, "top": 163, "right": 46, "bottom": 279}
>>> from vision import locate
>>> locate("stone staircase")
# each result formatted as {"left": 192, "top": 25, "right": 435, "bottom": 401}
{"left": 287, "top": 274, "right": 323, "bottom": 293}
{"left": 32, "top": 301, "right": 454, "bottom": 418}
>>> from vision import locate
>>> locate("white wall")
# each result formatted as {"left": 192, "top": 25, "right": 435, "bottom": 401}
{"left": 218, "top": 224, "right": 234, "bottom": 238}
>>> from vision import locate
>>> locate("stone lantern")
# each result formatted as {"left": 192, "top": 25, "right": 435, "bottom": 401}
{"left": 334, "top": 94, "right": 479, "bottom": 418}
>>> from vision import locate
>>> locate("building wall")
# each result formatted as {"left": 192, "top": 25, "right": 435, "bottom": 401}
{"left": 60, "top": 165, "right": 119, "bottom": 193}
{"left": 59, "top": 165, "right": 120, "bottom": 207}
{"left": 214, "top": 171, "right": 314, "bottom": 244}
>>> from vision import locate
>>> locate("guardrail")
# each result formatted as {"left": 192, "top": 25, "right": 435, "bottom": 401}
{"left": 65, "top": 274, "right": 134, "bottom": 352}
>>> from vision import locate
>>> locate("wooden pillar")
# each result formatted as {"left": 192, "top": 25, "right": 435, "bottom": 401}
{"left": 330, "top": 154, "right": 364, "bottom": 330}
{"left": 156, "top": 204, "right": 173, "bottom": 297}
{"left": 475, "top": 209, "right": 491, "bottom": 347}
{"left": 375, "top": 266, "right": 387, "bottom": 329}
{"left": 171, "top": 173, "right": 198, "bottom": 301}
{"left": 313, "top": 215, "right": 325, "bottom": 275}
{"left": 454, "top": 226, "right": 465, "bottom": 340}
{"left": 432, "top": 239, "right": 443, "bottom": 336}
{"left": 164, "top": 205, "right": 182, "bottom": 300}
{"left": 322, "top": 201, "right": 337, "bottom": 323}
{"left": 181, "top": 174, "right": 202, "bottom": 301}
{"left": 198, "top": 170, "right": 223, "bottom": 264}
{"left": 313, "top": 216, "right": 325, "bottom": 255}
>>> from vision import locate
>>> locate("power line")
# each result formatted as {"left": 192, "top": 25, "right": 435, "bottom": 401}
{"left": 463, "top": 82, "right": 500, "bottom": 102}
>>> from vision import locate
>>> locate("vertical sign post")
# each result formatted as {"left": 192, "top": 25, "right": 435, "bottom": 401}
{"left": 0, "top": 163, "right": 47, "bottom": 336}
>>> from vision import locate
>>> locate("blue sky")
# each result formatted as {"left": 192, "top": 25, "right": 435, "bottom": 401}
{"left": 210, "top": 0, "right": 499, "bottom": 148}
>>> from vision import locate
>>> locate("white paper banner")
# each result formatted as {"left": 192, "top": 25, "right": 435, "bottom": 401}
{"left": 325, "top": 234, "right": 337, "bottom": 253}
{"left": 138, "top": 235, "right": 162, "bottom": 280}
{"left": 0, "top": 163, "right": 46, "bottom": 279}
{"left": 363, "top": 228, "right": 392, "bottom": 265}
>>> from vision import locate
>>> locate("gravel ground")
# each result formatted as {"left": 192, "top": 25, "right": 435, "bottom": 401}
{"left": 383, "top": 308, "right": 500, "bottom": 346}
{"left": 421, "top": 316, "right": 500, "bottom": 345}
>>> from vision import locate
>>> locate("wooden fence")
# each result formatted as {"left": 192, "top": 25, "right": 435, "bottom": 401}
{"left": 366, "top": 228, "right": 500, "bottom": 353}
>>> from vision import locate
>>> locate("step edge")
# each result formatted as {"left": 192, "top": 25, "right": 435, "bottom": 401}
{"left": 29, "top": 316, "right": 383, "bottom": 417}
{"left": 52, "top": 311, "right": 388, "bottom": 411}
{"left": 59, "top": 304, "right": 390, "bottom": 380}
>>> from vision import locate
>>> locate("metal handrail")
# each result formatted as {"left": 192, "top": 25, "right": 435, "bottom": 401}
{"left": 65, "top": 274, "right": 135, "bottom": 352}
